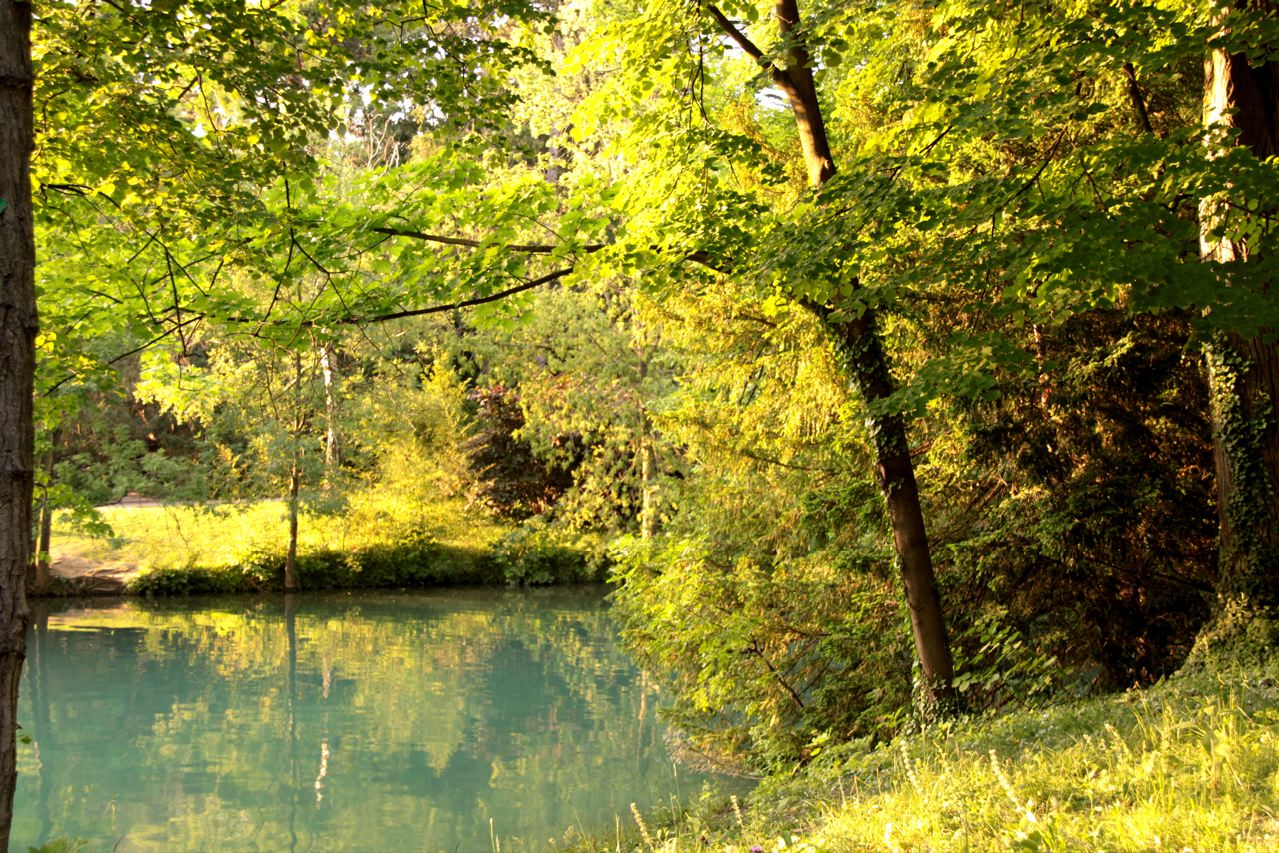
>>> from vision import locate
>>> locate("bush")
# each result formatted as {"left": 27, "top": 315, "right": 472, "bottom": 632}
{"left": 124, "top": 524, "right": 603, "bottom": 594}
{"left": 486, "top": 520, "right": 608, "bottom": 585}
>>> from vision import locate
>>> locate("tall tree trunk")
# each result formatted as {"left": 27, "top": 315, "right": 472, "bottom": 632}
{"left": 1201, "top": 0, "right": 1279, "bottom": 611}
{"left": 709, "top": 0, "right": 956, "bottom": 708}
{"left": 319, "top": 343, "right": 339, "bottom": 492}
{"left": 0, "top": 0, "right": 35, "bottom": 842}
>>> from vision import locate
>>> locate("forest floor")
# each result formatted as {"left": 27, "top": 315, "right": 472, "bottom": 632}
{"left": 571, "top": 636, "right": 1279, "bottom": 852}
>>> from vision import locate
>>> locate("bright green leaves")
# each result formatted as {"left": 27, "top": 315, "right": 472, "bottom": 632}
{"left": 32, "top": 0, "right": 558, "bottom": 418}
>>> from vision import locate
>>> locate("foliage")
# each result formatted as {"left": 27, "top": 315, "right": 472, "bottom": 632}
{"left": 26, "top": 840, "right": 87, "bottom": 853}
{"left": 24, "top": 0, "right": 1279, "bottom": 802}
{"left": 52, "top": 495, "right": 510, "bottom": 588}
{"left": 939, "top": 312, "right": 1219, "bottom": 690}
{"left": 452, "top": 285, "right": 682, "bottom": 533}
{"left": 464, "top": 383, "right": 575, "bottom": 519}
{"left": 487, "top": 519, "right": 610, "bottom": 586}
{"left": 612, "top": 533, "right": 912, "bottom": 768}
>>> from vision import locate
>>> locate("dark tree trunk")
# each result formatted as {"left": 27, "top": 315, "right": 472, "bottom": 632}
{"left": 813, "top": 308, "right": 957, "bottom": 704}
{"left": 710, "top": 0, "right": 956, "bottom": 708}
{"left": 0, "top": 0, "right": 35, "bottom": 843}
{"left": 1201, "top": 1, "right": 1279, "bottom": 611}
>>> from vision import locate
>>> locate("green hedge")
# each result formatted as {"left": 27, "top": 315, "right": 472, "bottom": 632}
{"left": 125, "top": 528, "right": 607, "bottom": 596}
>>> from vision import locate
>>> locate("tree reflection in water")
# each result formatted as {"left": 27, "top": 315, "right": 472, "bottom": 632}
{"left": 14, "top": 588, "right": 723, "bottom": 851}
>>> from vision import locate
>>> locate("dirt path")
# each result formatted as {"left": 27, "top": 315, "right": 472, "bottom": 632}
{"left": 46, "top": 494, "right": 157, "bottom": 593}
{"left": 49, "top": 554, "right": 140, "bottom": 594}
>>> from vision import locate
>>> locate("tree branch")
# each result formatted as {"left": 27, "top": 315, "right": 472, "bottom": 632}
{"left": 706, "top": 4, "right": 768, "bottom": 65}
{"left": 1123, "top": 62, "right": 1154, "bottom": 135}
{"left": 339, "top": 267, "right": 574, "bottom": 325}
{"left": 375, "top": 224, "right": 730, "bottom": 274}
{"left": 371, "top": 225, "right": 605, "bottom": 255}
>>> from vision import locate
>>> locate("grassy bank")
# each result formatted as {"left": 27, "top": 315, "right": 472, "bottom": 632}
{"left": 570, "top": 652, "right": 1279, "bottom": 852}
{"left": 50, "top": 496, "right": 605, "bottom": 594}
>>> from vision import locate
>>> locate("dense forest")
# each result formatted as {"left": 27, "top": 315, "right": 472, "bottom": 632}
{"left": 3, "top": 0, "right": 1279, "bottom": 846}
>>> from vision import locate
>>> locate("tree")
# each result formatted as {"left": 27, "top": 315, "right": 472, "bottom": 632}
{"left": 751, "top": 0, "right": 953, "bottom": 707}
{"left": 663, "top": 0, "right": 958, "bottom": 708}
{"left": 1200, "top": 0, "right": 1279, "bottom": 612}
{"left": 0, "top": 0, "right": 34, "bottom": 841}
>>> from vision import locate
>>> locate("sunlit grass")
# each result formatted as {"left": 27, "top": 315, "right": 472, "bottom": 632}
{"left": 565, "top": 657, "right": 1279, "bottom": 852}
{"left": 51, "top": 492, "right": 512, "bottom": 575}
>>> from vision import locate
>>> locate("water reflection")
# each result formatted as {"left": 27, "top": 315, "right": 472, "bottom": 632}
{"left": 13, "top": 589, "right": 712, "bottom": 851}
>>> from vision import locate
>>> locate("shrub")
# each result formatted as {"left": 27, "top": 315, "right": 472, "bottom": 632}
{"left": 485, "top": 520, "right": 607, "bottom": 585}
{"left": 124, "top": 524, "right": 606, "bottom": 594}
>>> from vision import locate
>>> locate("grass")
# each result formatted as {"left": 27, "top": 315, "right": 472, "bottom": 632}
{"left": 48, "top": 490, "right": 606, "bottom": 593}
{"left": 52, "top": 494, "right": 511, "bottom": 575}
{"left": 563, "top": 652, "right": 1279, "bottom": 852}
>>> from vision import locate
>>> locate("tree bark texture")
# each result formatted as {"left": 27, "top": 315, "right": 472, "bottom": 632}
{"left": 1201, "top": 0, "right": 1279, "bottom": 608}
{"left": 812, "top": 306, "right": 957, "bottom": 703}
{"left": 0, "top": 0, "right": 35, "bottom": 843}
{"left": 710, "top": 0, "right": 956, "bottom": 707}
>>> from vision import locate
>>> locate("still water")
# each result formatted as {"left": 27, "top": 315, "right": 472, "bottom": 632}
{"left": 12, "top": 588, "right": 719, "bottom": 851}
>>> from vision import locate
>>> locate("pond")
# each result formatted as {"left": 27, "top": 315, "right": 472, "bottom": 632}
{"left": 12, "top": 588, "right": 729, "bottom": 851}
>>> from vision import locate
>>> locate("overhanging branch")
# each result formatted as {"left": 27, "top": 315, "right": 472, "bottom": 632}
{"left": 371, "top": 225, "right": 606, "bottom": 255}
{"left": 342, "top": 266, "right": 574, "bottom": 324}
{"left": 706, "top": 4, "right": 768, "bottom": 65}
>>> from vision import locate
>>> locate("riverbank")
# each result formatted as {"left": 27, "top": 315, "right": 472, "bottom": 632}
{"left": 45, "top": 499, "right": 604, "bottom": 595}
{"left": 572, "top": 641, "right": 1279, "bottom": 851}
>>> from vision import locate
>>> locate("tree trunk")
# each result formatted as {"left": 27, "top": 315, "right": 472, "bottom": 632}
{"left": 284, "top": 352, "right": 303, "bottom": 593}
{"left": 319, "top": 343, "right": 339, "bottom": 492}
{"left": 813, "top": 307, "right": 956, "bottom": 705}
{"left": 0, "top": 0, "right": 35, "bottom": 843}
{"left": 284, "top": 461, "right": 301, "bottom": 592}
{"left": 1201, "top": 1, "right": 1279, "bottom": 611}
{"left": 709, "top": 0, "right": 956, "bottom": 708}
{"left": 31, "top": 445, "right": 52, "bottom": 595}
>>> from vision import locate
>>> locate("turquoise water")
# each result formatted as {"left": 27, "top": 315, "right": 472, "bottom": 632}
{"left": 12, "top": 589, "right": 716, "bottom": 851}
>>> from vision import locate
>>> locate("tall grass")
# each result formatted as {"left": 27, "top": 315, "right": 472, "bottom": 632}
{"left": 564, "top": 656, "right": 1279, "bottom": 852}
